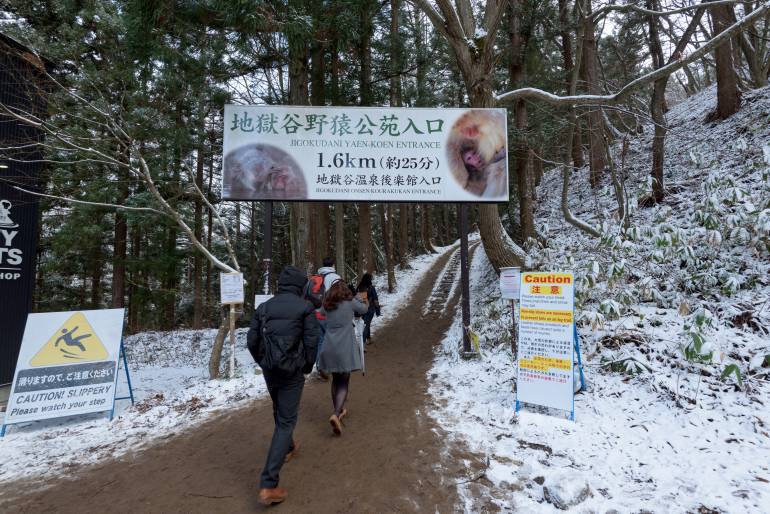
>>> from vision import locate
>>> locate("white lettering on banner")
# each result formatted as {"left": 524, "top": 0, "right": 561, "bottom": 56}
{"left": 0, "top": 200, "right": 23, "bottom": 279}
{"left": 516, "top": 272, "right": 575, "bottom": 413}
{"left": 222, "top": 106, "right": 510, "bottom": 203}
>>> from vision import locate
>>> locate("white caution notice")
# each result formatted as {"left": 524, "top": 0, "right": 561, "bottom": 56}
{"left": 516, "top": 272, "right": 575, "bottom": 413}
{"left": 4, "top": 309, "right": 125, "bottom": 425}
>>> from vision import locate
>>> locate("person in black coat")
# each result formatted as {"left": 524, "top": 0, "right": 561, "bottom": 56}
{"left": 356, "top": 273, "right": 380, "bottom": 345}
{"left": 247, "top": 266, "right": 320, "bottom": 506}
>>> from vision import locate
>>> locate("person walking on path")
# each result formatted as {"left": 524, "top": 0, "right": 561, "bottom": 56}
{"left": 247, "top": 266, "right": 320, "bottom": 506}
{"left": 305, "top": 257, "right": 342, "bottom": 380}
{"left": 317, "top": 281, "right": 368, "bottom": 435}
{"left": 356, "top": 273, "right": 380, "bottom": 346}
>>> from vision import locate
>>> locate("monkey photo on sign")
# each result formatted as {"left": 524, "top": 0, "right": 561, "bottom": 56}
{"left": 223, "top": 144, "right": 308, "bottom": 200}
{"left": 446, "top": 110, "right": 507, "bottom": 198}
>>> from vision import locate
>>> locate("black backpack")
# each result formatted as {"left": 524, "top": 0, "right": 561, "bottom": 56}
{"left": 250, "top": 308, "right": 312, "bottom": 373}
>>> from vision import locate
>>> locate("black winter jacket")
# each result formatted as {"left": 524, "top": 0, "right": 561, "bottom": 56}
{"left": 247, "top": 266, "right": 320, "bottom": 374}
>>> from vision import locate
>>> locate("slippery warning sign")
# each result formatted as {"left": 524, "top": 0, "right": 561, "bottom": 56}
{"left": 516, "top": 272, "right": 575, "bottom": 413}
{"left": 30, "top": 312, "right": 109, "bottom": 366}
{"left": 4, "top": 309, "right": 125, "bottom": 425}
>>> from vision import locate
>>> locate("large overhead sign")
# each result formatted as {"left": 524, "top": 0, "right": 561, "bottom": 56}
{"left": 222, "top": 106, "right": 509, "bottom": 203}
{"left": 3, "top": 309, "right": 125, "bottom": 426}
{"left": 516, "top": 272, "right": 575, "bottom": 415}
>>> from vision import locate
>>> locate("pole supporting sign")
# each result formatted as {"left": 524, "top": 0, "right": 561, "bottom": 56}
{"left": 222, "top": 106, "right": 509, "bottom": 203}
{"left": 220, "top": 272, "right": 245, "bottom": 379}
{"left": 2, "top": 308, "right": 133, "bottom": 436}
{"left": 515, "top": 272, "right": 576, "bottom": 419}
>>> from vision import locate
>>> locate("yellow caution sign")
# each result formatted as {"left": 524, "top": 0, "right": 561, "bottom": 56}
{"left": 30, "top": 312, "right": 109, "bottom": 366}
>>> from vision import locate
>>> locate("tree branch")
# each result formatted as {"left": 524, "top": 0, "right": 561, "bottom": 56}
{"left": 592, "top": 0, "right": 742, "bottom": 22}
{"left": 184, "top": 166, "right": 241, "bottom": 272}
{"left": 409, "top": 0, "right": 450, "bottom": 38}
{"left": 496, "top": 1, "right": 770, "bottom": 105}
{"left": 11, "top": 185, "right": 169, "bottom": 217}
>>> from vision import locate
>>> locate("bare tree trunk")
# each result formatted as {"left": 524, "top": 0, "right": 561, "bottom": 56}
{"left": 647, "top": 0, "right": 667, "bottom": 203}
{"left": 398, "top": 203, "right": 408, "bottom": 266}
{"left": 112, "top": 154, "right": 128, "bottom": 308}
{"left": 509, "top": 0, "right": 535, "bottom": 242}
{"left": 288, "top": 5, "right": 311, "bottom": 272}
{"left": 193, "top": 140, "right": 204, "bottom": 328}
{"left": 358, "top": 203, "right": 373, "bottom": 274}
{"left": 379, "top": 204, "right": 396, "bottom": 292}
{"left": 413, "top": 0, "right": 527, "bottom": 271}
{"left": 335, "top": 203, "right": 346, "bottom": 281}
{"left": 648, "top": 2, "right": 705, "bottom": 202}
{"left": 709, "top": 3, "right": 741, "bottom": 120}
{"left": 208, "top": 311, "right": 229, "bottom": 379}
{"left": 582, "top": 0, "right": 606, "bottom": 187}
{"left": 559, "top": 0, "right": 584, "bottom": 169}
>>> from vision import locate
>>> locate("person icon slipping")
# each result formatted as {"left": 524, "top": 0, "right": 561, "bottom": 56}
{"left": 55, "top": 326, "right": 92, "bottom": 357}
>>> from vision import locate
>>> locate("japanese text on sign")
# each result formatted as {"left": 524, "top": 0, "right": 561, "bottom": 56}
{"left": 222, "top": 106, "right": 509, "bottom": 203}
{"left": 516, "top": 272, "right": 575, "bottom": 413}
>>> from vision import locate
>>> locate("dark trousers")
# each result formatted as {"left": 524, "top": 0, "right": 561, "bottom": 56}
{"left": 260, "top": 368, "right": 305, "bottom": 489}
{"left": 363, "top": 312, "right": 374, "bottom": 342}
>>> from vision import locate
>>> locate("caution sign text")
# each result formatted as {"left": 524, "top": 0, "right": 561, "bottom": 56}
{"left": 516, "top": 272, "right": 575, "bottom": 412}
{"left": 4, "top": 309, "right": 125, "bottom": 425}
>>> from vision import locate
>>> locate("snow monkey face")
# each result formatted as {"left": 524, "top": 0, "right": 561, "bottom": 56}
{"left": 446, "top": 109, "right": 507, "bottom": 197}
{"left": 223, "top": 144, "right": 308, "bottom": 200}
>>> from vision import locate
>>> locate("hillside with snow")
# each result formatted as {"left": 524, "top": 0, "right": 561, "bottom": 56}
{"left": 429, "top": 85, "right": 770, "bottom": 512}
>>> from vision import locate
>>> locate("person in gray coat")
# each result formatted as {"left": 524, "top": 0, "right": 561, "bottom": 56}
{"left": 318, "top": 280, "right": 368, "bottom": 435}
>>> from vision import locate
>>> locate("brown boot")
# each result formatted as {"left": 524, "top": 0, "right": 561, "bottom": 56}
{"left": 329, "top": 414, "right": 342, "bottom": 435}
{"left": 284, "top": 440, "right": 300, "bottom": 463}
{"left": 259, "top": 487, "right": 288, "bottom": 505}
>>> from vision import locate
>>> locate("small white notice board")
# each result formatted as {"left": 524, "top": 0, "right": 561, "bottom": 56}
{"left": 515, "top": 272, "right": 575, "bottom": 415}
{"left": 499, "top": 267, "right": 521, "bottom": 300}
{"left": 220, "top": 272, "right": 245, "bottom": 304}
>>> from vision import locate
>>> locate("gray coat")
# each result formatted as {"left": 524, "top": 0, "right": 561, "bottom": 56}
{"left": 318, "top": 298, "right": 368, "bottom": 373}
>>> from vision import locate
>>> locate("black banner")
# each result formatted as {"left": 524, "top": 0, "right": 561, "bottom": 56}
{"left": 0, "top": 35, "right": 48, "bottom": 384}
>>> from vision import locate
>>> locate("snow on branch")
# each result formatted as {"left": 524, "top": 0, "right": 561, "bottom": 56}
{"left": 592, "top": 0, "right": 745, "bottom": 22}
{"left": 496, "top": 1, "right": 770, "bottom": 106}
{"left": 12, "top": 185, "right": 169, "bottom": 217}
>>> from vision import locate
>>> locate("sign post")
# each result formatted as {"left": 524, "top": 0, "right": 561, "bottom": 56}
{"left": 220, "top": 272, "right": 245, "bottom": 379}
{"left": 515, "top": 272, "right": 576, "bottom": 419}
{"left": 499, "top": 267, "right": 521, "bottom": 358}
{"left": 2, "top": 309, "right": 131, "bottom": 436}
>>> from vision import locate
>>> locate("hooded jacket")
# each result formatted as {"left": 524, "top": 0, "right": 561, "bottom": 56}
{"left": 316, "top": 266, "right": 342, "bottom": 291}
{"left": 247, "top": 266, "right": 320, "bottom": 373}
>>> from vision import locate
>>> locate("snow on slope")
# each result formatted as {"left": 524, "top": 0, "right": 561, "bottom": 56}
{"left": 0, "top": 247, "right": 451, "bottom": 490}
{"left": 428, "top": 86, "right": 770, "bottom": 512}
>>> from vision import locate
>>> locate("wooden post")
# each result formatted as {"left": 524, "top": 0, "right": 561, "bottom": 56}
{"left": 511, "top": 299, "right": 518, "bottom": 359}
{"left": 229, "top": 303, "right": 236, "bottom": 379}
{"left": 262, "top": 201, "right": 273, "bottom": 295}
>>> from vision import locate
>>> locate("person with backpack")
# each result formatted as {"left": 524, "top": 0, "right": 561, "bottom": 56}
{"left": 304, "top": 257, "right": 342, "bottom": 379}
{"left": 317, "top": 281, "right": 368, "bottom": 435}
{"left": 247, "top": 266, "right": 320, "bottom": 506}
{"left": 356, "top": 273, "right": 381, "bottom": 346}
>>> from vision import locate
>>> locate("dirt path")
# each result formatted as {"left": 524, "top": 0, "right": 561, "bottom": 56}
{"left": 4, "top": 245, "right": 486, "bottom": 513}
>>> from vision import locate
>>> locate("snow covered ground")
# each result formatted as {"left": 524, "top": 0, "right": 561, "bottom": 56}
{"left": 0, "top": 247, "right": 450, "bottom": 488}
{"left": 428, "top": 86, "right": 770, "bottom": 513}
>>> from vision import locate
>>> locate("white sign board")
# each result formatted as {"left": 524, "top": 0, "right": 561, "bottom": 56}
{"left": 4, "top": 309, "right": 125, "bottom": 425}
{"left": 516, "top": 272, "right": 575, "bottom": 413}
{"left": 499, "top": 267, "right": 521, "bottom": 300}
{"left": 222, "top": 106, "right": 509, "bottom": 203}
{"left": 254, "top": 294, "right": 273, "bottom": 309}
{"left": 220, "top": 272, "right": 244, "bottom": 304}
